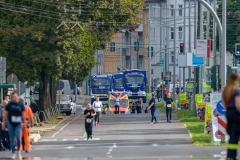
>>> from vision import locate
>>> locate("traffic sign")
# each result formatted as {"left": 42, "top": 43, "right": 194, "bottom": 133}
{"left": 160, "top": 59, "right": 164, "bottom": 66}
{"left": 196, "top": 39, "right": 210, "bottom": 58}
{"left": 216, "top": 100, "right": 226, "bottom": 115}
{"left": 7, "top": 74, "right": 18, "bottom": 84}
{"left": 165, "top": 72, "right": 171, "bottom": 81}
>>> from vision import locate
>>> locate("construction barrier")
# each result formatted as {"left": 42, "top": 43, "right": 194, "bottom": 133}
{"left": 218, "top": 115, "right": 227, "bottom": 135}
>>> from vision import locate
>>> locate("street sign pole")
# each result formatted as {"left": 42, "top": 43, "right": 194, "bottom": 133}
{"left": 149, "top": 3, "right": 152, "bottom": 93}
{"left": 137, "top": 37, "right": 139, "bottom": 69}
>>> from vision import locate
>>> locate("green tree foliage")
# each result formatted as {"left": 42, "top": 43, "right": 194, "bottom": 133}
{"left": 0, "top": 0, "right": 144, "bottom": 118}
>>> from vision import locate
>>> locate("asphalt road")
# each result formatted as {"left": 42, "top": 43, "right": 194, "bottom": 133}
{"left": 0, "top": 98, "right": 234, "bottom": 160}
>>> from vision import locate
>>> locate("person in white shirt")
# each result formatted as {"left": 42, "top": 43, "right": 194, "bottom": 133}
{"left": 81, "top": 105, "right": 86, "bottom": 115}
{"left": 92, "top": 97, "right": 102, "bottom": 127}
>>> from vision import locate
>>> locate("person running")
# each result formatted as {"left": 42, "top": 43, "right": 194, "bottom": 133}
{"left": 222, "top": 73, "right": 240, "bottom": 160}
{"left": 19, "top": 98, "right": 34, "bottom": 153}
{"left": 2, "top": 92, "right": 26, "bottom": 159}
{"left": 164, "top": 93, "right": 177, "bottom": 123}
{"left": 114, "top": 94, "right": 121, "bottom": 114}
{"left": 148, "top": 93, "right": 158, "bottom": 124}
{"left": 84, "top": 103, "right": 96, "bottom": 140}
{"left": 92, "top": 97, "right": 102, "bottom": 127}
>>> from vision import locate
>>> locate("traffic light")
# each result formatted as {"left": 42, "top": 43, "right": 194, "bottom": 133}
{"left": 134, "top": 42, "right": 139, "bottom": 51}
{"left": 148, "top": 47, "right": 154, "bottom": 57}
{"left": 206, "top": 65, "right": 217, "bottom": 91}
{"left": 235, "top": 43, "right": 240, "bottom": 56}
{"left": 227, "top": 65, "right": 238, "bottom": 80}
{"left": 180, "top": 43, "right": 184, "bottom": 53}
{"left": 110, "top": 42, "right": 115, "bottom": 52}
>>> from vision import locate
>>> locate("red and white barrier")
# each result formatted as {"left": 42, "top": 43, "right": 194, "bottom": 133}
{"left": 218, "top": 116, "right": 227, "bottom": 135}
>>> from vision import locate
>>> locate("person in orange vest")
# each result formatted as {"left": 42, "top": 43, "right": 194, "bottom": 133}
{"left": 19, "top": 98, "right": 34, "bottom": 153}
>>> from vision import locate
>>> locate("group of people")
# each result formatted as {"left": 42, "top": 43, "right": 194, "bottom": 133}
{"left": 0, "top": 92, "right": 34, "bottom": 159}
{"left": 130, "top": 98, "right": 144, "bottom": 114}
{"left": 82, "top": 97, "right": 103, "bottom": 140}
{"left": 148, "top": 92, "right": 177, "bottom": 124}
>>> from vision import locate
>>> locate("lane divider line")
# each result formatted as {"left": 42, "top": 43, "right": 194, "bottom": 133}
{"left": 51, "top": 115, "right": 81, "bottom": 138}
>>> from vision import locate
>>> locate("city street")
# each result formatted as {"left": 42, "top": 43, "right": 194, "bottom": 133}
{"left": 0, "top": 98, "right": 230, "bottom": 160}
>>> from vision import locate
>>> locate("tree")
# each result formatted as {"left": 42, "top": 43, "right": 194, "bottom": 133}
{"left": 0, "top": 0, "right": 144, "bottom": 119}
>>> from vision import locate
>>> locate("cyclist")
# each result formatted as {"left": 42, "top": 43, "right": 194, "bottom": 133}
{"left": 92, "top": 97, "right": 102, "bottom": 127}
{"left": 84, "top": 103, "right": 96, "bottom": 140}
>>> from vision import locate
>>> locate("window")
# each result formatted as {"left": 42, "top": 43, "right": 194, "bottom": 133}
{"left": 178, "top": 27, "right": 183, "bottom": 40}
{"left": 179, "top": 5, "right": 183, "bottom": 16}
{"left": 171, "top": 28, "right": 174, "bottom": 40}
{"left": 171, "top": 51, "right": 174, "bottom": 63}
{"left": 171, "top": 5, "right": 174, "bottom": 17}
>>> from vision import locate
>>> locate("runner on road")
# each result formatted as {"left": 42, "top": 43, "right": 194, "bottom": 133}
{"left": 84, "top": 103, "right": 96, "bottom": 140}
{"left": 148, "top": 93, "right": 158, "bottom": 124}
{"left": 164, "top": 93, "right": 177, "bottom": 123}
{"left": 114, "top": 94, "right": 121, "bottom": 114}
{"left": 2, "top": 92, "right": 26, "bottom": 159}
{"left": 222, "top": 73, "right": 240, "bottom": 160}
{"left": 92, "top": 97, "right": 102, "bottom": 127}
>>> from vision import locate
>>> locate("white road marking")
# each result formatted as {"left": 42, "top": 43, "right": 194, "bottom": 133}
{"left": 220, "top": 151, "right": 227, "bottom": 155}
{"left": 51, "top": 115, "right": 81, "bottom": 138}
{"left": 65, "top": 146, "right": 74, "bottom": 149}
{"left": 109, "top": 148, "right": 113, "bottom": 152}
{"left": 213, "top": 154, "right": 221, "bottom": 158}
{"left": 113, "top": 143, "right": 117, "bottom": 148}
{"left": 106, "top": 152, "right": 111, "bottom": 155}
{"left": 63, "top": 139, "right": 68, "bottom": 141}
{"left": 74, "top": 139, "right": 79, "bottom": 141}
{"left": 152, "top": 144, "right": 158, "bottom": 147}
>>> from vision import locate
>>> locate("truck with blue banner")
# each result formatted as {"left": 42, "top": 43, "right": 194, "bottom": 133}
{"left": 113, "top": 73, "right": 124, "bottom": 91}
{"left": 90, "top": 74, "right": 113, "bottom": 104}
{"left": 122, "top": 69, "right": 147, "bottom": 103}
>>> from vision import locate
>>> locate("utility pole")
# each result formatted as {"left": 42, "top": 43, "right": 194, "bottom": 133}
{"left": 137, "top": 36, "right": 139, "bottom": 69}
{"left": 183, "top": 0, "right": 186, "bottom": 93}
{"left": 166, "top": 1, "right": 170, "bottom": 94}
{"left": 213, "top": 0, "right": 217, "bottom": 66}
{"left": 206, "top": 0, "right": 210, "bottom": 80}
{"left": 120, "top": 32, "right": 122, "bottom": 70}
{"left": 222, "top": 0, "right": 227, "bottom": 88}
{"left": 149, "top": 3, "right": 152, "bottom": 93}
{"left": 173, "top": 0, "right": 177, "bottom": 102}
{"left": 199, "top": 1, "right": 203, "bottom": 94}
{"left": 188, "top": 0, "right": 191, "bottom": 80}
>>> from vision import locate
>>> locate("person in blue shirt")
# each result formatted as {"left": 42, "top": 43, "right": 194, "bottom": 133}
{"left": 114, "top": 94, "right": 121, "bottom": 114}
{"left": 148, "top": 93, "right": 158, "bottom": 124}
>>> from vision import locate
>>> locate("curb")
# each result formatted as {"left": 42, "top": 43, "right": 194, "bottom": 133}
{"left": 183, "top": 124, "right": 192, "bottom": 139}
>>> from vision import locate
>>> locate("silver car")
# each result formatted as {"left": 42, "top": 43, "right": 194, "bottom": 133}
{"left": 56, "top": 95, "right": 76, "bottom": 116}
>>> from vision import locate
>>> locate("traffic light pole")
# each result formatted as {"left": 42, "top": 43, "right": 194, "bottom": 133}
{"left": 173, "top": 0, "right": 177, "bottom": 103}
{"left": 137, "top": 37, "right": 139, "bottom": 69}
{"left": 183, "top": 0, "right": 186, "bottom": 93}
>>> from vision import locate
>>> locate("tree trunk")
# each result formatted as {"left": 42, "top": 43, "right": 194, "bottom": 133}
{"left": 38, "top": 71, "right": 51, "bottom": 122}
{"left": 50, "top": 76, "right": 57, "bottom": 117}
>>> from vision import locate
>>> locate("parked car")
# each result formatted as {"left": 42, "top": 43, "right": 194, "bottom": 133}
{"left": 56, "top": 94, "right": 76, "bottom": 116}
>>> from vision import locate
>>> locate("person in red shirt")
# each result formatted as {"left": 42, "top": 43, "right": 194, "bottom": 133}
{"left": 19, "top": 98, "right": 34, "bottom": 153}
{"left": 164, "top": 86, "right": 167, "bottom": 100}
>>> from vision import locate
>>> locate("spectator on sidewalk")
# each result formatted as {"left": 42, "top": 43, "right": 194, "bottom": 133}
{"left": 136, "top": 98, "right": 144, "bottom": 114}
{"left": 157, "top": 87, "right": 161, "bottom": 102}
{"left": 1, "top": 101, "right": 9, "bottom": 151}
{"left": 81, "top": 105, "right": 86, "bottom": 115}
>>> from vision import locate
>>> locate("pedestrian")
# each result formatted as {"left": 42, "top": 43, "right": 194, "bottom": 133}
{"left": 0, "top": 101, "right": 8, "bottom": 151}
{"left": 222, "top": 72, "right": 240, "bottom": 160}
{"left": 157, "top": 87, "right": 161, "bottom": 102}
{"left": 114, "top": 94, "right": 121, "bottom": 114}
{"left": 164, "top": 93, "right": 177, "bottom": 123}
{"left": 81, "top": 105, "right": 86, "bottom": 115}
{"left": 164, "top": 85, "right": 167, "bottom": 100}
{"left": 5, "top": 95, "right": 10, "bottom": 103}
{"left": 148, "top": 93, "right": 158, "bottom": 124}
{"left": 92, "top": 97, "right": 103, "bottom": 127}
{"left": 2, "top": 92, "right": 26, "bottom": 159}
{"left": 19, "top": 98, "right": 34, "bottom": 153}
{"left": 84, "top": 103, "right": 96, "bottom": 140}
{"left": 136, "top": 98, "right": 144, "bottom": 114}
{"left": 176, "top": 85, "right": 179, "bottom": 94}
{"left": 130, "top": 100, "right": 136, "bottom": 114}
